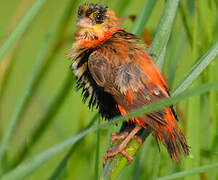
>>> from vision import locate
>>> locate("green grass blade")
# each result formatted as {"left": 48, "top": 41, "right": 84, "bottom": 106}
{"left": 209, "top": 61, "right": 217, "bottom": 148}
{"left": 10, "top": 74, "right": 74, "bottom": 168}
{"left": 158, "top": 163, "right": 218, "bottom": 180}
{"left": 0, "top": 46, "right": 20, "bottom": 101}
{"left": 2, "top": 82, "right": 218, "bottom": 180}
{"left": 0, "top": 0, "right": 48, "bottom": 61}
{"left": 156, "top": 45, "right": 167, "bottom": 70}
{"left": 131, "top": 0, "right": 157, "bottom": 36}
{"left": 94, "top": 116, "right": 100, "bottom": 180}
{"left": 48, "top": 114, "right": 98, "bottom": 180}
{"left": 172, "top": 41, "right": 218, "bottom": 96}
{"left": 150, "top": 0, "right": 180, "bottom": 59}
{"left": 179, "top": 1, "right": 193, "bottom": 47}
{"left": 150, "top": 149, "right": 160, "bottom": 180}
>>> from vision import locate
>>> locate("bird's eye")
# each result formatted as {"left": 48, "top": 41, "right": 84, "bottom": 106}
{"left": 95, "top": 13, "right": 104, "bottom": 24}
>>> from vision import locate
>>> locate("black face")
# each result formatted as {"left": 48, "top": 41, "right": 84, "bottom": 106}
{"left": 77, "top": 3, "right": 107, "bottom": 24}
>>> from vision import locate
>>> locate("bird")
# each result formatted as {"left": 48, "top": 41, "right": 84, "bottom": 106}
{"left": 68, "top": 3, "right": 189, "bottom": 165}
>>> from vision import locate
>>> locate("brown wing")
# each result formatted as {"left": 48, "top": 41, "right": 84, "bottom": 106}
{"left": 88, "top": 50, "right": 168, "bottom": 126}
{"left": 88, "top": 50, "right": 117, "bottom": 94}
{"left": 88, "top": 51, "right": 109, "bottom": 87}
{"left": 113, "top": 60, "right": 169, "bottom": 126}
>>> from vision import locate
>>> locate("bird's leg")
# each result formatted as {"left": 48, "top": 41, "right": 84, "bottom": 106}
{"left": 104, "top": 125, "right": 142, "bottom": 166}
{"left": 110, "top": 131, "right": 129, "bottom": 146}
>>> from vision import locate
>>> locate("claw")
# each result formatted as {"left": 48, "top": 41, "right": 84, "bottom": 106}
{"left": 103, "top": 125, "right": 142, "bottom": 166}
{"left": 110, "top": 131, "right": 129, "bottom": 146}
{"left": 121, "top": 150, "right": 133, "bottom": 165}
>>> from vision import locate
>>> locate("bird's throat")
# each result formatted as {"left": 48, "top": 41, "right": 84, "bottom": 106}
{"left": 75, "top": 27, "right": 125, "bottom": 48}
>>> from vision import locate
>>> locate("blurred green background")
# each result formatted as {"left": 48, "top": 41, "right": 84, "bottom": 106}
{"left": 0, "top": 0, "right": 217, "bottom": 179}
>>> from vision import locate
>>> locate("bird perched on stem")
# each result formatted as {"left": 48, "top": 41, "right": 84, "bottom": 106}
{"left": 68, "top": 3, "right": 189, "bottom": 166}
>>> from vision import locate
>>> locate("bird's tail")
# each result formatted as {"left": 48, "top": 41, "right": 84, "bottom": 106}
{"left": 153, "top": 110, "right": 189, "bottom": 162}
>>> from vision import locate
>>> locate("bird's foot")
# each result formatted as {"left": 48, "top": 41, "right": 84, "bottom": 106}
{"left": 103, "top": 125, "right": 142, "bottom": 166}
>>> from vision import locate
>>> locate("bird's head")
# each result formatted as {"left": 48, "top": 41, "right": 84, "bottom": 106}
{"left": 75, "top": 3, "right": 123, "bottom": 42}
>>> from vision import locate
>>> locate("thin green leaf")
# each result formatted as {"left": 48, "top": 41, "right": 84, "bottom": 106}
{"left": 48, "top": 114, "right": 98, "bottom": 180}
{"left": 131, "top": 0, "right": 157, "bottom": 36}
{"left": 2, "top": 82, "right": 218, "bottom": 180}
{"left": 172, "top": 41, "right": 218, "bottom": 96}
{"left": 10, "top": 74, "right": 74, "bottom": 168}
{"left": 150, "top": 0, "right": 180, "bottom": 58}
{"left": 209, "top": 61, "right": 217, "bottom": 148}
{"left": 156, "top": 45, "right": 167, "bottom": 70}
{"left": 158, "top": 163, "right": 218, "bottom": 180}
{"left": 150, "top": 149, "right": 160, "bottom": 180}
{"left": 0, "top": 0, "right": 48, "bottom": 61}
{"left": 179, "top": 1, "right": 193, "bottom": 47}
{"left": 94, "top": 116, "right": 101, "bottom": 180}
{"left": 0, "top": 46, "right": 20, "bottom": 101}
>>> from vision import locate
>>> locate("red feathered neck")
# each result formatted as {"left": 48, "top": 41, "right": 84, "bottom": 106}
{"left": 76, "top": 27, "right": 125, "bottom": 48}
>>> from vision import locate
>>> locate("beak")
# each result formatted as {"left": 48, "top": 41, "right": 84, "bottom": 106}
{"left": 77, "top": 17, "right": 93, "bottom": 28}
